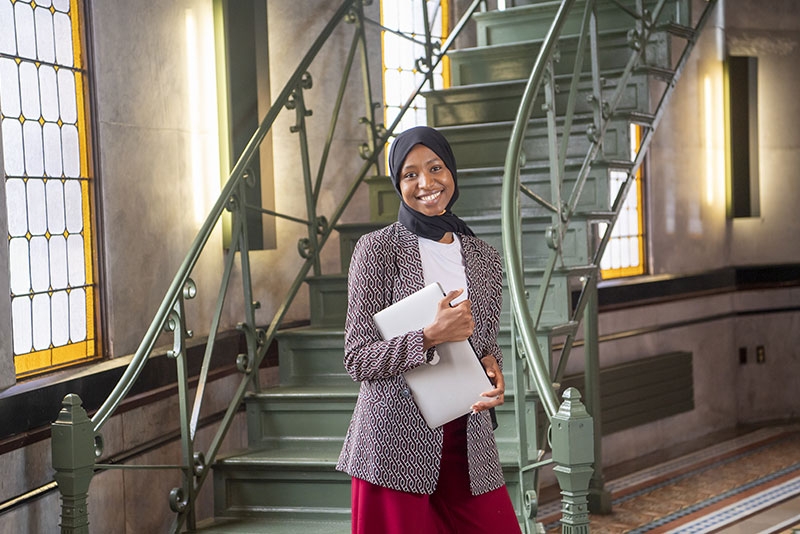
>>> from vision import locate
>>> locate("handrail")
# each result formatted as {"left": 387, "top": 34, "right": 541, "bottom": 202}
{"left": 501, "top": 0, "right": 577, "bottom": 419}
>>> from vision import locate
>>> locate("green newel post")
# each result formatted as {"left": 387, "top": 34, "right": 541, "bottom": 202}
{"left": 51, "top": 394, "right": 96, "bottom": 534}
{"left": 551, "top": 387, "right": 594, "bottom": 533}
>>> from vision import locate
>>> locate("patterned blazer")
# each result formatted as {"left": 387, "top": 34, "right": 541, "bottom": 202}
{"left": 336, "top": 222, "right": 505, "bottom": 495}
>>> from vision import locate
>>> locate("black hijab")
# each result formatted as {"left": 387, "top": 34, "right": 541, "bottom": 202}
{"left": 388, "top": 126, "right": 475, "bottom": 241}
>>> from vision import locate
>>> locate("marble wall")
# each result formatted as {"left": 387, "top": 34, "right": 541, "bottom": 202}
{"left": 647, "top": 0, "right": 800, "bottom": 274}
{"left": 89, "top": 0, "right": 231, "bottom": 358}
{"left": 86, "top": 0, "right": 380, "bottom": 359}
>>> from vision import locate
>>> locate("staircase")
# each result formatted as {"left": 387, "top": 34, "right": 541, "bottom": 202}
{"left": 193, "top": 0, "right": 716, "bottom": 531}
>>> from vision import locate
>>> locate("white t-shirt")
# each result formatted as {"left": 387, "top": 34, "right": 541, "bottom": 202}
{"left": 418, "top": 234, "right": 468, "bottom": 305}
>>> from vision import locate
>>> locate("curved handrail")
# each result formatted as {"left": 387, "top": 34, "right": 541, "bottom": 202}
{"left": 90, "top": 0, "right": 358, "bottom": 432}
{"left": 500, "top": 0, "right": 577, "bottom": 419}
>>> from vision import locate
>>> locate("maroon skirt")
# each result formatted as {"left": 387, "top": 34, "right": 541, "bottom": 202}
{"left": 350, "top": 415, "right": 521, "bottom": 534}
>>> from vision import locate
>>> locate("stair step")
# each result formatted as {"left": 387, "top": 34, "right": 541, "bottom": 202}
{"left": 449, "top": 30, "right": 654, "bottom": 86}
{"left": 627, "top": 110, "right": 656, "bottom": 127}
{"left": 275, "top": 319, "right": 566, "bottom": 389}
{"left": 424, "top": 74, "right": 646, "bottom": 128}
{"left": 245, "top": 384, "right": 540, "bottom": 450}
{"left": 658, "top": 21, "right": 696, "bottom": 41}
{"left": 440, "top": 117, "right": 634, "bottom": 169}
{"left": 213, "top": 441, "right": 351, "bottom": 521}
{"left": 637, "top": 63, "right": 676, "bottom": 82}
{"left": 305, "top": 274, "right": 347, "bottom": 328}
{"left": 214, "top": 433, "right": 534, "bottom": 522}
{"left": 575, "top": 210, "right": 617, "bottom": 221}
{"left": 467, "top": 213, "right": 590, "bottom": 268}
{"left": 474, "top": 0, "right": 690, "bottom": 47}
{"left": 196, "top": 516, "right": 350, "bottom": 534}
{"left": 276, "top": 326, "right": 350, "bottom": 387}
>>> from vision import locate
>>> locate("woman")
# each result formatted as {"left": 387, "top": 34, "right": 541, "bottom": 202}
{"left": 336, "top": 126, "right": 521, "bottom": 533}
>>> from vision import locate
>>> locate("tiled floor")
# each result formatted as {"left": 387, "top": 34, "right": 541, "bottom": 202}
{"left": 539, "top": 425, "right": 800, "bottom": 533}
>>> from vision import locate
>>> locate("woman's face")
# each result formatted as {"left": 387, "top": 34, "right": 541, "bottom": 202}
{"left": 398, "top": 143, "right": 455, "bottom": 217}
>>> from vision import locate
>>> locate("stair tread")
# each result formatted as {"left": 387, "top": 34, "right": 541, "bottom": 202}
{"left": 218, "top": 440, "right": 344, "bottom": 466}
{"left": 219, "top": 436, "right": 528, "bottom": 469}
{"left": 277, "top": 325, "right": 345, "bottom": 336}
{"left": 195, "top": 516, "right": 350, "bottom": 534}
{"left": 249, "top": 384, "right": 358, "bottom": 398}
{"left": 450, "top": 26, "right": 631, "bottom": 55}
{"left": 424, "top": 67, "right": 631, "bottom": 97}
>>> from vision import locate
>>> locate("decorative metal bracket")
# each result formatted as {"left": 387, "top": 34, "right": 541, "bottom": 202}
{"left": 297, "top": 237, "right": 313, "bottom": 259}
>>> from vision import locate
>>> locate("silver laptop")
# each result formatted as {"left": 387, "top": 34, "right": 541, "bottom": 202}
{"left": 372, "top": 283, "right": 492, "bottom": 428}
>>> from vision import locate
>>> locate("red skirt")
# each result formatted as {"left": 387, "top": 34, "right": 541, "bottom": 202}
{"left": 350, "top": 415, "right": 521, "bottom": 534}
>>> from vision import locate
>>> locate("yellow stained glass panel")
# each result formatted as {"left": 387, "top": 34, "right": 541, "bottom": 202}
{"left": 380, "top": 0, "right": 448, "bottom": 134}
{"left": 2, "top": 0, "right": 98, "bottom": 377}
{"left": 601, "top": 125, "right": 646, "bottom": 279}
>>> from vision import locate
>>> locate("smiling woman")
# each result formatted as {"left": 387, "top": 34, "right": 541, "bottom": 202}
{"left": 0, "top": 0, "right": 99, "bottom": 378}
{"left": 398, "top": 144, "right": 455, "bottom": 218}
{"left": 337, "top": 126, "right": 520, "bottom": 534}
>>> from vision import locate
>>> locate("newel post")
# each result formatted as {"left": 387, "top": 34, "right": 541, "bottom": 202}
{"left": 551, "top": 387, "right": 594, "bottom": 533}
{"left": 51, "top": 394, "right": 96, "bottom": 534}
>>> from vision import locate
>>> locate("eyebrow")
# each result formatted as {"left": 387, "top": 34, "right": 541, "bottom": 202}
{"left": 402, "top": 157, "right": 442, "bottom": 172}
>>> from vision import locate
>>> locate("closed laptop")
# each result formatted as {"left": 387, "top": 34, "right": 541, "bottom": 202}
{"left": 372, "top": 283, "right": 492, "bottom": 428}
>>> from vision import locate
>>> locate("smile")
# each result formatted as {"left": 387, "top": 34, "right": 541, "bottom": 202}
{"left": 418, "top": 191, "right": 442, "bottom": 202}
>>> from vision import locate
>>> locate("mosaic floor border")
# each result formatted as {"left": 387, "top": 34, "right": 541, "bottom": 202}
{"left": 538, "top": 425, "right": 800, "bottom": 533}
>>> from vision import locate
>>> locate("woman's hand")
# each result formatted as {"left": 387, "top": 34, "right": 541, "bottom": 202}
{"left": 422, "top": 289, "right": 474, "bottom": 349}
{"left": 472, "top": 355, "right": 505, "bottom": 413}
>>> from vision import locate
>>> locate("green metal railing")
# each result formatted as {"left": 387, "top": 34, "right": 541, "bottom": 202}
{"left": 501, "top": 0, "right": 719, "bottom": 531}
{"left": 50, "top": 1, "right": 490, "bottom": 532}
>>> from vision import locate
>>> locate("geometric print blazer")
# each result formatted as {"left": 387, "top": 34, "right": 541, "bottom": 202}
{"left": 336, "top": 222, "right": 506, "bottom": 495}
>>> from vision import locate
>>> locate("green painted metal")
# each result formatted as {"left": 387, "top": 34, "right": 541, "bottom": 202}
{"left": 51, "top": 394, "right": 95, "bottom": 534}
{"left": 582, "top": 276, "right": 611, "bottom": 514}
{"left": 551, "top": 388, "right": 594, "bottom": 533}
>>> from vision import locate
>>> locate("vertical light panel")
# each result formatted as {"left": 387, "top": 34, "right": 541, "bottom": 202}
{"left": 1, "top": 0, "right": 98, "bottom": 377}
{"left": 600, "top": 124, "right": 645, "bottom": 278}
{"left": 185, "top": 7, "right": 221, "bottom": 227}
{"left": 381, "top": 0, "right": 447, "bottom": 136}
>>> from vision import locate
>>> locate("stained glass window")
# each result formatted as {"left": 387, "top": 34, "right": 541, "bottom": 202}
{"left": 381, "top": 0, "right": 447, "bottom": 133}
{"left": 1, "top": 0, "right": 97, "bottom": 377}
{"left": 600, "top": 124, "right": 646, "bottom": 278}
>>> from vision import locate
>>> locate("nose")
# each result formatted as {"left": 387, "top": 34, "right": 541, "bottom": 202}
{"left": 417, "top": 170, "right": 435, "bottom": 188}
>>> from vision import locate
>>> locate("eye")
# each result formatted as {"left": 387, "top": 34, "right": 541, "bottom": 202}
{"left": 402, "top": 171, "right": 417, "bottom": 180}
{"left": 430, "top": 165, "right": 442, "bottom": 173}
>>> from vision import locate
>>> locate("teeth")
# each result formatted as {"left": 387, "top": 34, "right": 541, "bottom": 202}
{"left": 419, "top": 191, "right": 441, "bottom": 202}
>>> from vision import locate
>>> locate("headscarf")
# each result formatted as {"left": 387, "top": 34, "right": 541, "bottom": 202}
{"left": 388, "top": 126, "right": 475, "bottom": 241}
